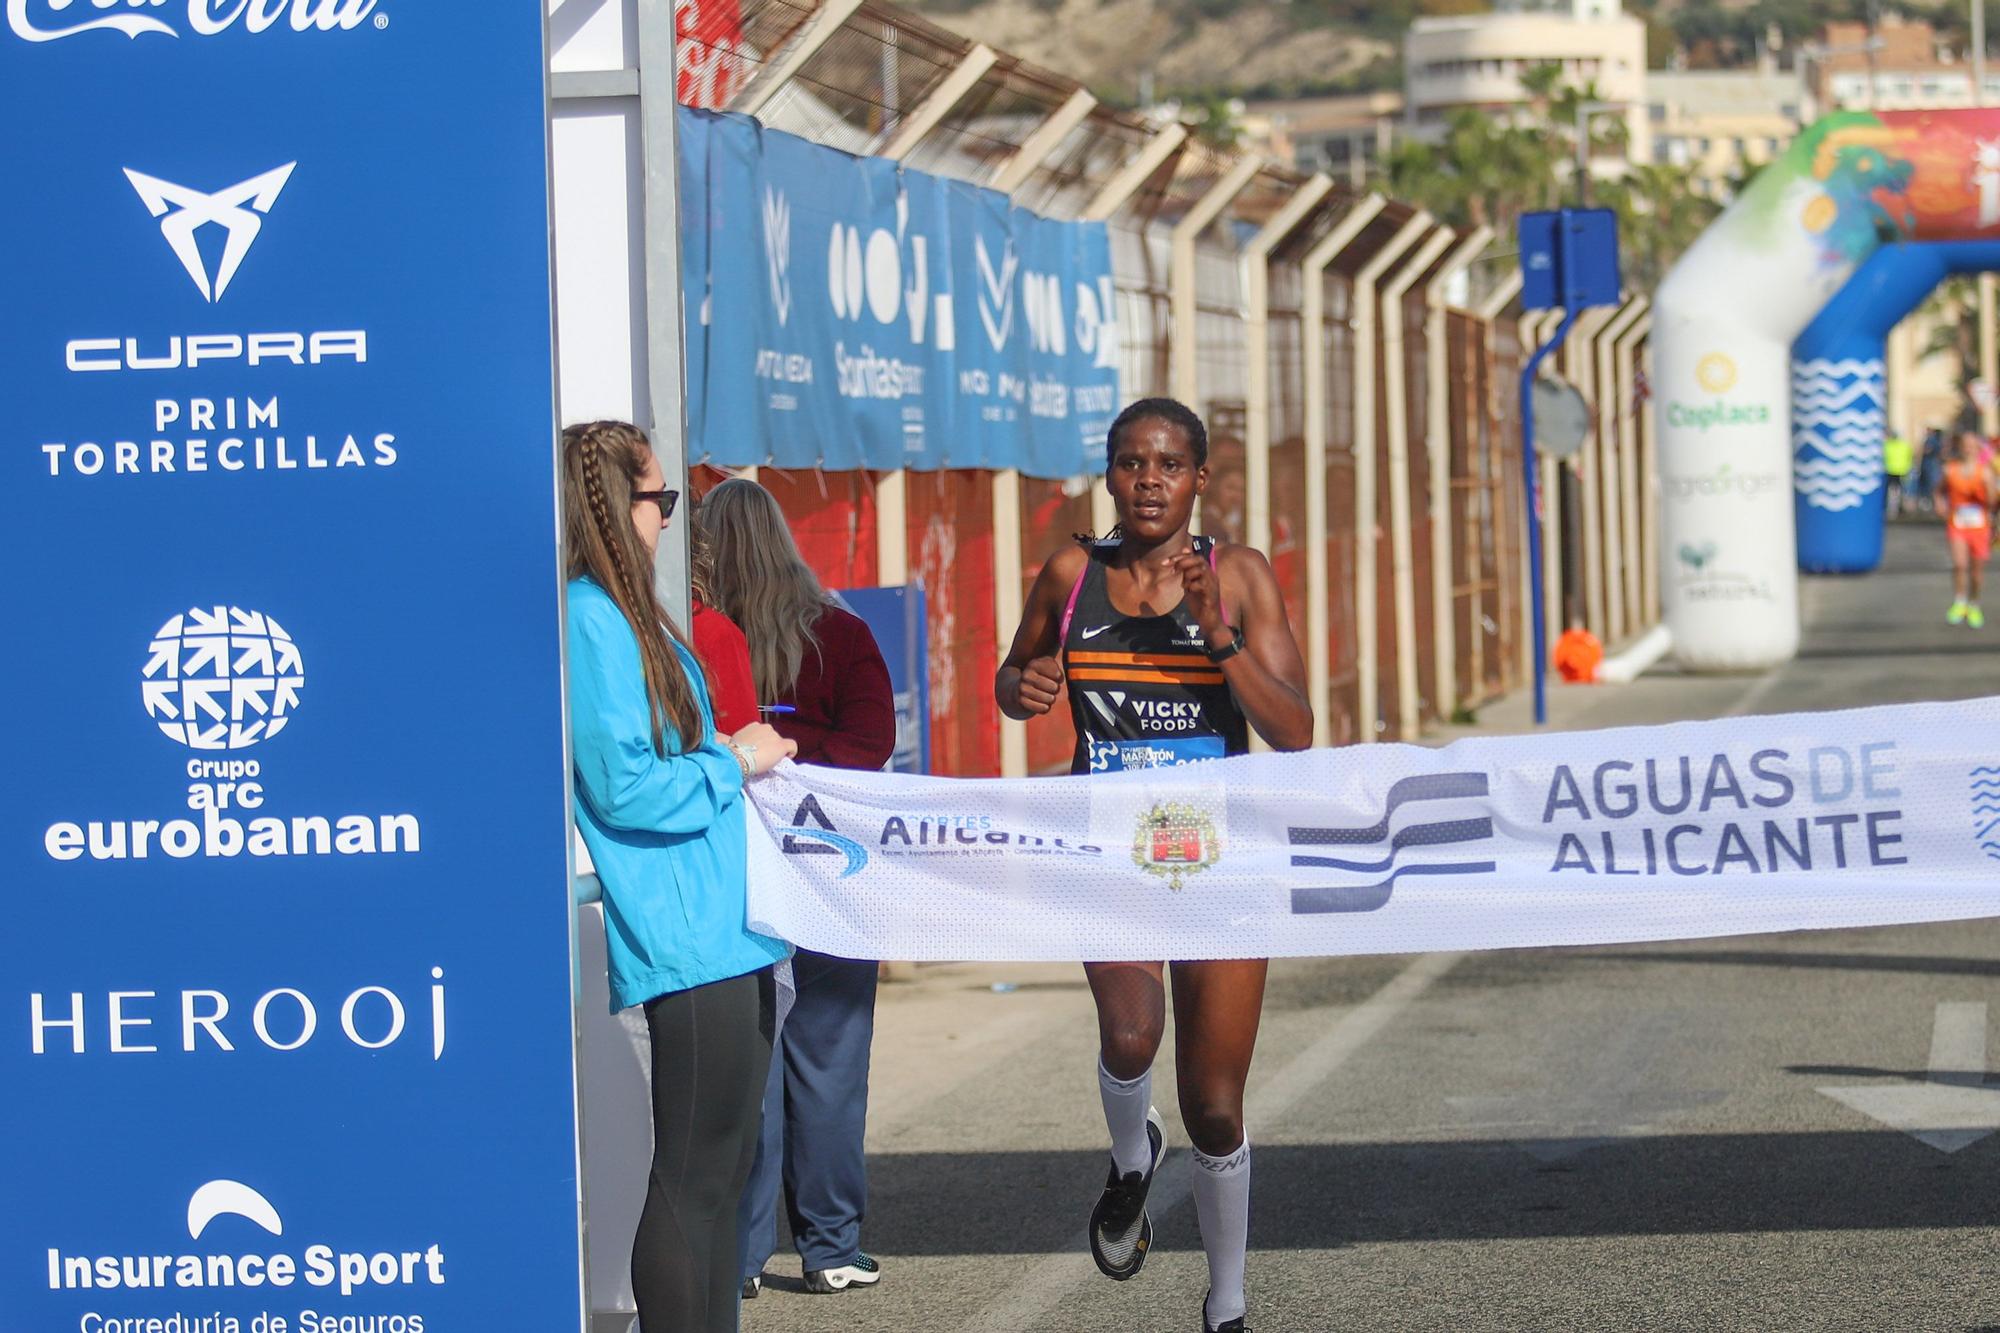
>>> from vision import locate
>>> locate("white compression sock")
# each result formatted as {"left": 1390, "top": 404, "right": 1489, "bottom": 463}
{"left": 1097, "top": 1059, "right": 1154, "bottom": 1176}
{"left": 1193, "top": 1136, "right": 1251, "bottom": 1328}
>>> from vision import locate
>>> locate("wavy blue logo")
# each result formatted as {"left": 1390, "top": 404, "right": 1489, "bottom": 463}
{"left": 1287, "top": 772, "right": 1497, "bottom": 914}
{"left": 780, "top": 794, "right": 869, "bottom": 878}
{"left": 1973, "top": 766, "right": 2000, "bottom": 862}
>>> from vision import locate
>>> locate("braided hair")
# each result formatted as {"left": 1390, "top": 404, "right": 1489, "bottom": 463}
{"left": 561, "top": 421, "right": 707, "bottom": 755}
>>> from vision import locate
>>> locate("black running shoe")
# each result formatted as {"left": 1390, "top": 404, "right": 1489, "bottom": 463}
{"left": 1202, "top": 1290, "right": 1248, "bottom": 1332}
{"left": 741, "top": 1274, "right": 761, "bottom": 1300}
{"left": 803, "top": 1253, "right": 881, "bottom": 1294}
{"left": 1088, "top": 1107, "right": 1165, "bottom": 1280}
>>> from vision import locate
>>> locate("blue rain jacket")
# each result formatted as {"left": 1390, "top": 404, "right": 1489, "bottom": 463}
{"left": 568, "top": 578, "right": 788, "bottom": 1009}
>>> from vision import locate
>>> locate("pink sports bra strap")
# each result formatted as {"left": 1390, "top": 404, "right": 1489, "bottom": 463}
{"left": 1058, "top": 536, "right": 1229, "bottom": 646}
{"left": 1058, "top": 555, "right": 1090, "bottom": 647}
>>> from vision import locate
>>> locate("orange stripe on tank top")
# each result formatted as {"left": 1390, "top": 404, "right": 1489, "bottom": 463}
{"left": 1067, "top": 651, "right": 1213, "bottom": 668}
{"left": 1068, "top": 667, "right": 1226, "bottom": 686}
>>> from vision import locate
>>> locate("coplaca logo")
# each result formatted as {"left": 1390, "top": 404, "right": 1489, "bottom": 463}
{"left": 7, "top": 0, "right": 387, "bottom": 44}
{"left": 142, "top": 606, "right": 304, "bottom": 751}
{"left": 1696, "top": 352, "right": 1737, "bottom": 394}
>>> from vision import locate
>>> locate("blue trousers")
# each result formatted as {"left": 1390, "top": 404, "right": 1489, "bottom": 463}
{"left": 736, "top": 949, "right": 878, "bottom": 1277}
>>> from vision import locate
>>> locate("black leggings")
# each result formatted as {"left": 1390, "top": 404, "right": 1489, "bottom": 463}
{"left": 634, "top": 966, "right": 775, "bottom": 1333}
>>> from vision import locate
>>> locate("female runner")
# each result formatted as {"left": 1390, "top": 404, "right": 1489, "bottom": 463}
{"left": 1939, "top": 429, "right": 1996, "bottom": 627}
{"left": 995, "top": 397, "right": 1313, "bottom": 1333}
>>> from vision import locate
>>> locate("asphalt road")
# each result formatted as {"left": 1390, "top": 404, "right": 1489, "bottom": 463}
{"left": 738, "top": 521, "right": 2000, "bottom": 1333}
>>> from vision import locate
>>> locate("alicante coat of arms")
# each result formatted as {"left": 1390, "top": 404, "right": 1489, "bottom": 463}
{"left": 1132, "top": 801, "right": 1222, "bottom": 891}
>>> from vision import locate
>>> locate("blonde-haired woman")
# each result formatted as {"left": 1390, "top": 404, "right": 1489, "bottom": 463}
{"left": 562, "top": 423, "right": 796, "bottom": 1331}
{"left": 701, "top": 477, "right": 898, "bottom": 1297}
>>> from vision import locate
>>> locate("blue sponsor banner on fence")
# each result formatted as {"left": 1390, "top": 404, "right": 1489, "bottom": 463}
{"left": 1, "top": 7, "right": 582, "bottom": 1331}
{"left": 681, "top": 108, "right": 1120, "bottom": 478}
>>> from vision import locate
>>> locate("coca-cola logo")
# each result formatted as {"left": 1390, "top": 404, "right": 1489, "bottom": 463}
{"left": 7, "top": 0, "right": 383, "bottom": 44}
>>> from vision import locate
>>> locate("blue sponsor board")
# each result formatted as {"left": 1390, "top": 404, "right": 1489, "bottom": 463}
{"left": 680, "top": 107, "right": 1120, "bottom": 478}
{"left": 840, "top": 585, "right": 931, "bottom": 775}
{"left": 1, "top": 6, "right": 581, "bottom": 1330}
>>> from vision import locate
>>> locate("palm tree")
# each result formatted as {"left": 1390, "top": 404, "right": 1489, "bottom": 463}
{"left": 1596, "top": 162, "right": 1721, "bottom": 289}
{"left": 1916, "top": 276, "right": 1981, "bottom": 429}
{"left": 1384, "top": 108, "right": 1562, "bottom": 232}
{"left": 1518, "top": 60, "right": 1566, "bottom": 117}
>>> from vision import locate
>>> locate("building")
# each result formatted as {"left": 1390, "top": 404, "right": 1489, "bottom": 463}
{"left": 1646, "top": 62, "right": 1805, "bottom": 199}
{"left": 1239, "top": 92, "right": 1404, "bottom": 185}
{"left": 1809, "top": 14, "right": 2000, "bottom": 111}
{"left": 1404, "top": 0, "right": 1649, "bottom": 171}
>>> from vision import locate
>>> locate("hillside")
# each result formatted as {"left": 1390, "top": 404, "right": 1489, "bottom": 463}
{"left": 908, "top": 0, "right": 1399, "bottom": 99}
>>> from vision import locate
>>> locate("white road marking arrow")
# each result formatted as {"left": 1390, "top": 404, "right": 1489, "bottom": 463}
{"left": 1818, "top": 1002, "right": 2000, "bottom": 1153}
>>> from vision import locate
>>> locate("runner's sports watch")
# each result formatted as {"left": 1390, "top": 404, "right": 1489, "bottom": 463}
{"left": 1205, "top": 628, "right": 1246, "bottom": 664}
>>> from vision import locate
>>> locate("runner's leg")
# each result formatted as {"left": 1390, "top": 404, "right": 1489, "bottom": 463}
{"left": 1171, "top": 958, "right": 1269, "bottom": 1329}
{"left": 1087, "top": 961, "right": 1167, "bottom": 1169}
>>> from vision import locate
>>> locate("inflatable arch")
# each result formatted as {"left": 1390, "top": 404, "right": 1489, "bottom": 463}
{"left": 1655, "top": 109, "right": 2000, "bottom": 670}
{"left": 1793, "top": 239, "right": 2000, "bottom": 571}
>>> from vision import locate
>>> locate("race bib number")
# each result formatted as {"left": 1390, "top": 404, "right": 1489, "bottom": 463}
{"left": 1956, "top": 503, "right": 1988, "bottom": 530}
{"left": 1087, "top": 735, "right": 1226, "bottom": 773}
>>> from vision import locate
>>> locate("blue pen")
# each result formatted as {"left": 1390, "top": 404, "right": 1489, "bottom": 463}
{"left": 759, "top": 705, "right": 797, "bottom": 714}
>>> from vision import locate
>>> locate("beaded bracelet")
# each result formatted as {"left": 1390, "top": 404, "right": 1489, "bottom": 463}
{"left": 724, "top": 740, "right": 754, "bottom": 782}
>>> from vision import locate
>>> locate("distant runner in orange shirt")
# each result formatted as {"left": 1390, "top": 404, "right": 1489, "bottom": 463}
{"left": 1937, "top": 431, "right": 1996, "bottom": 627}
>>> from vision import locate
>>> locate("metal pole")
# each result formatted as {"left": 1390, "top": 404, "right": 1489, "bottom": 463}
{"left": 1519, "top": 307, "right": 1581, "bottom": 726}
{"left": 636, "top": 0, "right": 692, "bottom": 624}
{"left": 1976, "top": 0, "right": 1987, "bottom": 107}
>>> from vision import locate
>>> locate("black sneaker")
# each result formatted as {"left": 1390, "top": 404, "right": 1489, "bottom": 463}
{"left": 1088, "top": 1107, "right": 1165, "bottom": 1280}
{"left": 741, "top": 1274, "right": 761, "bottom": 1300}
{"left": 1202, "top": 1290, "right": 1248, "bottom": 1332}
{"left": 803, "top": 1253, "right": 881, "bottom": 1293}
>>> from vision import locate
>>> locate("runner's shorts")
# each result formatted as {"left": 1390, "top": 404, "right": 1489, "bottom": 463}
{"left": 1949, "top": 523, "right": 1991, "bottom": 562}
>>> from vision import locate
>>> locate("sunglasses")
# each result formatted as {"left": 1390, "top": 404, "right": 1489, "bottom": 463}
{"left": 632, "top": 488, "right": 680, "bottom": 518}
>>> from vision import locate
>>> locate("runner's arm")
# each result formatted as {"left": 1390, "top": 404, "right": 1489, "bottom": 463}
{"left": 1213, "top": 546, "right": 1314, "bottom": 751}
{"left": 996, "top": 544, "right": 1088, "bottom": 721}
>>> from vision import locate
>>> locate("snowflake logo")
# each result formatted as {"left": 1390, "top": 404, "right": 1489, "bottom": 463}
{"left": 141, "top": 607, "right": 305, "bottom": 751}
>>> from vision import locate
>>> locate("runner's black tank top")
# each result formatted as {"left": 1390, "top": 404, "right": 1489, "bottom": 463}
{"left": 1061, "top": 535, "right": 1250, "bottom": 774}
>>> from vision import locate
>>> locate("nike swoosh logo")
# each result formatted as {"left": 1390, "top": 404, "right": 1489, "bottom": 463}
{"left": 1079, "top": 625, "right": 1111, "bottom": 640}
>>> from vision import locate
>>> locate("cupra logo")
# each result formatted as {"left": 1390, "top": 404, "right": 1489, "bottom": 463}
{"left": 124, "top": 162, "right": 296, "bottom": 302}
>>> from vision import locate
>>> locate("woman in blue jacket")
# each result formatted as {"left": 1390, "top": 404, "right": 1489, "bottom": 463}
{"left": 562, "top": 420, "right": 796, "bottom": 1332}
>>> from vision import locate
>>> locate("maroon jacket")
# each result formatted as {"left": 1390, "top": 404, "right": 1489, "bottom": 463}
{"left": 774, "top": 604, "right": 896, "bottom": 771}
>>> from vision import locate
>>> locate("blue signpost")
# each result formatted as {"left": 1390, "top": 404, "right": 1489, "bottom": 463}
{"left": 2, "top": 9, "right": 582, "bottom": 1329}
{"left": 1517, "top": 207, "right": 1621, "bottom": 724}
